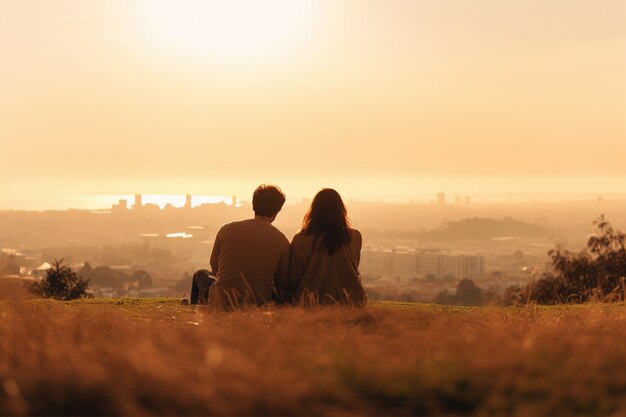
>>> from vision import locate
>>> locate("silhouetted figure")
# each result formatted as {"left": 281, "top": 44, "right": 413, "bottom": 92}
{"left": 189, "top": 185, "right": 290, "bottom": 309}
{"left": 289, "top": 188, "right": 367, "bottom": 306}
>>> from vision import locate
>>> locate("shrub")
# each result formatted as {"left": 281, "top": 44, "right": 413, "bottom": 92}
{"left": 130, "top": 269, "right": 152, "bottom": 289}
{"left": 435, "top": 279, "right": 483, "bottom": 306}
{"left": 456, "top": 279, "right": 482, "bottom": 305}
{"left": 28, "top": 259, "right": 90, "bottom": 300}
{"left": 509, "top": 216, "right": 626, "bottom": 305}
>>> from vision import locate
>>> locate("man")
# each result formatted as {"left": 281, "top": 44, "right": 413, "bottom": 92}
{"left": 188, "top": 184, "right": 290, "bottom": 309}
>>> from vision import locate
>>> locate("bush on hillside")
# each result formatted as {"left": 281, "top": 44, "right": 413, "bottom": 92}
{"left": 130, "top": 269, "right": 153, "bottom": 289}
{"left": 435, "top": 279, "right": 483, "bottom": 306}
{"left": 28, "top": 259, "right": 90, "bottom": 300}
{"left": 508, "top": 215, "right": 626, "bottom": 305}
{"left": 81, "top": 264, "right": 125, "bottom": 288}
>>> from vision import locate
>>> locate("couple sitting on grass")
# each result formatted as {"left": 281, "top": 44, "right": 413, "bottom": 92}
{"left": 186, "top": 184, "right": 367, "bottom": 309}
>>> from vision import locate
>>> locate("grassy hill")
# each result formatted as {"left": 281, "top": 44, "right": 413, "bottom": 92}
{"left": 1, "top": 295, "right": 625, "bottom": 416}
{"left": 419, "top": 217, "right": 553, "bottom": 241}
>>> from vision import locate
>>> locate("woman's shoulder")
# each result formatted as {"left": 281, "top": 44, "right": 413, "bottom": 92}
{"left": 290, "top": 231, "right": 316, "bottom": 255}
{"left": 291, "top": 230, "right": 313, "bottom": 243}
{"left": 349, "top": 228, "right": 362, "bottom": 250}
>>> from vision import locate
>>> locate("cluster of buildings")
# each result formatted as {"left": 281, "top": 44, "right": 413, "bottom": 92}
{"left": 361, "top": 248, "right": 484, "bottom": 280}
{"left": 139, "top": 226, "right": 215, "bottom": 261}
{"left": 436, "top": 192, "right": 471, "bottom": 206}
{"left": 0, "top": 249, "right": 51, "bottom": 281}
{"left": 112, "top": 194, "right": 238, "bottom": 211}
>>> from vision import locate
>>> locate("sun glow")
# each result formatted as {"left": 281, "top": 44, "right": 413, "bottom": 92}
{"left": 137, "top": 0, "right": 313, "bottom": 61}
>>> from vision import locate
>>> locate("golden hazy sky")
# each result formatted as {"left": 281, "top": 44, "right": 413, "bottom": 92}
{"left": 1, "top": 0, "right": 625, "bottom": 208}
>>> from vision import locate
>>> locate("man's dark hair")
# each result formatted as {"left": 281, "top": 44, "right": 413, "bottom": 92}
{"left": 252, "top": 184, "right": 286, "bottom": 218}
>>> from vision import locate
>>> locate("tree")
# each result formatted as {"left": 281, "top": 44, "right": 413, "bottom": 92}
{"left": 79, "top": 262, "right": 93, "bottom": 277}
{"left": 509, "top": 216, "right": 626, "bottom": 305}
{"left": 434, "top": 279, "right": 484, "bottom": 306}
{"left": 0, "top": 254, "right": 20, "bottom": 275}
{"left": 29, "top": 259, "right": 90, "bottom": 300}
{"left": 85, "top": 266, "right": 124, "bottom": 288}
{"left": 434, "top": 289, "right": 456, "bottom": 305}
{"left": 456, "top": 279, "right": 482, "bottom": 306}
{"left": 129, "top": 270, "right": 152, "bottom": 289}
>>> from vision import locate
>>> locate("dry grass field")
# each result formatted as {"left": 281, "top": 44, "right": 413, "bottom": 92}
{"left": 2, "top": 283, "right": 626, "bottom": 416}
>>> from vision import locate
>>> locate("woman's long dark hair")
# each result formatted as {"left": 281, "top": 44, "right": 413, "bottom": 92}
{"left": 301, "top": 188, "right": 351, "bottom": 255}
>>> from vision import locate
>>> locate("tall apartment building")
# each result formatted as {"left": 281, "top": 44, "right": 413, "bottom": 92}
{"left": 359, "top": 249, "right": 393, "bottom": 276}
{"left": 416, "top": 251, "right": 484, "bottom": 279}
{"left": 361, "top": 249, "right": 483, "bottom": 280}
{"left": 134, "top": 194, "right": 143, "bottom": 210}
{"left": 392, "top": 251, "right": 417, "bottom": 277}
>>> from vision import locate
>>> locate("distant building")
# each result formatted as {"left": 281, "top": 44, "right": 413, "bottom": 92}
{"left": 465, "top": 195, "right": 471, "bottom": 205}
{"left": 112, "top": 199, "right": 128, "bottom": 211}
{"left": 392, "top": 250, "right": 417, "bottom": 277}
{"left": 165, "top": 232, "right": 194, "bottom": 255}
{"left": 185, "top": 194, "right": 192, "bottom": 209}
{"left": 138, "top": 231, "right": 214, "bottom": 261}
{"left": 134, "top": 194, "right": 143, "bottom": 210}
{"left": 437, "top": 192, "right": 446, "bottom": 206}
{"left": 416, "top": 251, "right": 484, "bottom": 279}
{"left": 361, "top": 248, "right": 484, "bottom": 280}
{"left": 360, "top": 249, "right": 393, "bottom": 276}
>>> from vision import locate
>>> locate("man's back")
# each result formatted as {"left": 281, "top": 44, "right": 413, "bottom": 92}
{"left": 208, "top": 218, "right": 289, "bottom": 308}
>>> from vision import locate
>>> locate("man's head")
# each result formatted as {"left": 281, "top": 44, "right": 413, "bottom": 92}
{"left": 252, "top": 184, "right": 286, "bottom": 220}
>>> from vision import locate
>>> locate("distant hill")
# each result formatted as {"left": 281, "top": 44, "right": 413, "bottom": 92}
{"left": 418, "top": 217, "right": 552, "bottom": 241}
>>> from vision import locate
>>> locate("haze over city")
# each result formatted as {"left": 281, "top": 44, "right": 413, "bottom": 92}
{"left": 2, "top": 0, "right": 625, "bottom": 211}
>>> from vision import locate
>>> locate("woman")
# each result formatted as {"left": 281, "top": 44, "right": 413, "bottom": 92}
{"left": 289, "top": 188, "right": 367, "bottom": 306}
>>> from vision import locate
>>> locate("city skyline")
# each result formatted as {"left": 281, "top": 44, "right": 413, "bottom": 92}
{"left": 2, "top": 190, "right": 626, "bottom": 212}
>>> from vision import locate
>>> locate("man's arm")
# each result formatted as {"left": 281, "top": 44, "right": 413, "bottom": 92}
{"left": 274, "top": 237, "right": 291, "bottom": 293}
{"left": 209, "top": 226, "right": 223, "bottom": 275}
{"left": 287, "top": 234, "right": 308, "bottom": 292}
